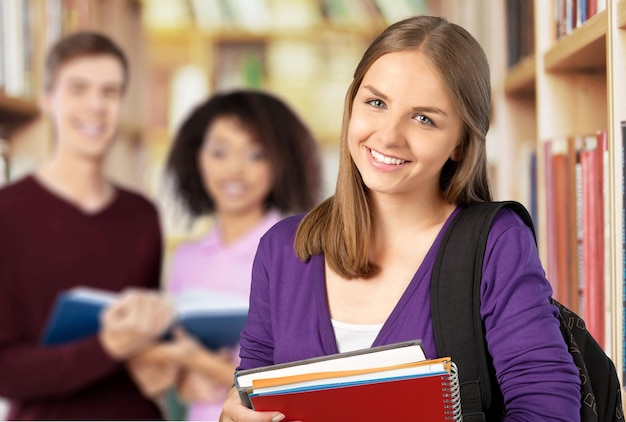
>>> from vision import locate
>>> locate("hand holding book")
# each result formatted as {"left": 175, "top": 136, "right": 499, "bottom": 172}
{"left": 100, "top": 289, "right": 176, "bottom": 359}
{"left": 126, "top": 326, "right": 241, "bottom": 401}
{"left": 41, "top": 286, "right": 249, "bottom": 351}
{"left": 131, "top": 327, "right": 239, "bottom": 387}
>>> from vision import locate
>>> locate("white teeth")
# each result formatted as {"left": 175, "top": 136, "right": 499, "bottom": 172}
{"left": 79, "top": 123, "right": 105, "bottom": 137}
{"left": 222, "top": 182, "right": 245, "bottom": 195}
{"left": 369, "top": 148, "right": 406, "bottom": 165}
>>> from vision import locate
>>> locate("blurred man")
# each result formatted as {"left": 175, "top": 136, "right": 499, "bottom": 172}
{"left": 0, "top": 31, "right": 172, "bottom": 420}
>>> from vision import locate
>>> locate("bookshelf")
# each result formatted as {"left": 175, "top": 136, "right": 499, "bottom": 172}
{"left": 545, "top": 10, "right": 607, "bottom": 71}
{"left": 494, "top": 0, "right": 626, "bottom": 388}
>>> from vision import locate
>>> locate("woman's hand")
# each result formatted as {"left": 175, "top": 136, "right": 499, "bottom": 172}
{"left": 143, "top": 328, "right": 238, "bottom": 387}
{"left": 99, "top": 289, "right": 174, "bottom": 359}
{"left": 128, "top": 327, "right": 201, "bottom": 364}
{"left": 219, "top": 386, "right": 287, "bottom": 422}
{"left": 177, "top": 369, "right": 221, "bottom": 402}
{"left": 126, "top": 354, "right": 179, "bottom": 398}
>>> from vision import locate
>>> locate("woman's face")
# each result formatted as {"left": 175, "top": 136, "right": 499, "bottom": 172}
{"left": 347, "top": 50, "right": 463, "bottom": 201}
{"left": 199, "top": 116, "right": 273, "bottom": 218}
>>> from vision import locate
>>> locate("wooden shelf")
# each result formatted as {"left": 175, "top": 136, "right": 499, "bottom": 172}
{"left": 0, "top": 94, "right": 39, "bottom": 133}
{"left": 504, "top": 54, "right": 536, "bottom": 97}
{"left": 149, "top": 23, "right": 383, "bottom": 44}
{"left": 618, "top": 0, "right": 626, "bottom": 29}
{"left": 544, "top": 10, "right": 607, "bottom": 72}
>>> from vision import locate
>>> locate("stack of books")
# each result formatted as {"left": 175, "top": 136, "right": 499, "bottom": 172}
{"left": 235, "top": 340, "right": 462, "bottom": 422}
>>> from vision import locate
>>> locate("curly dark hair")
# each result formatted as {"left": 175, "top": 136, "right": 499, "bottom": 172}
{"left": 165, "top": 90, "right": 323, "bottom": 218}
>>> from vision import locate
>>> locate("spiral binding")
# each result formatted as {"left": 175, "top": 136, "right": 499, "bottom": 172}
{"left": 442, "top": 361, "right": 463, "bottom": 421}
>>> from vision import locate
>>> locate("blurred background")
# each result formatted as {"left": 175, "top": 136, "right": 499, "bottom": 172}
{"left": 0, "top": 0, "right": 506, "bottom": 247}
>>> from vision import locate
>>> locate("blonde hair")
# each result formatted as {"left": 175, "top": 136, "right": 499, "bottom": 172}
{"left": 295, "top": 16, "right": 492, "bottom": 279}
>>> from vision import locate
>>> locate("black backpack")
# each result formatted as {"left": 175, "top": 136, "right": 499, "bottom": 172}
{"left": 431, "top": 200, "right": 624, "bottom": 422}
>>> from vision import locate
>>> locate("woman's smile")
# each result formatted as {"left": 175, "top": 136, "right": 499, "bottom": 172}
{"left": 366, "top": 146, "right": 411, "bottom": 173}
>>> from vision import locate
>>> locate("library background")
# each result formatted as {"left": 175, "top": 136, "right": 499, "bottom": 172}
{"left": 1, "top": 0, "right": 625, "bottom": 416}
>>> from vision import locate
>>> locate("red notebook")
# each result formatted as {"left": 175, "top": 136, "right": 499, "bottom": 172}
{"left": 250, "top": 369, "right": 459, "bottom": 421}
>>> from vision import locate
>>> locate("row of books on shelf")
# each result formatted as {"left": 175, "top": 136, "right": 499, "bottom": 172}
{"left": 544, "top": 129, "right": 608, "bottom": 348}
{"left": 0, "top": 0, "right": 80, "bottom": 99}
{"left": 506, "top": 0, "right": 609, "bottom": 65}
{"left": 321, "top": 0, "right": 429, "bottom": 30}
{"left": 541, "top": 121, "right": 626, "bottom": 376}
{"left": 183, "top": 0, "right": 429, "bottom": 34}
{"left": 555, "top": 0, "right": 607, "bottom": 39}
{"left": 505, "top": 0, "right": 535, "bottom": 68}
{"left": 0, "top": 0, "right": 35, "bottom": 98}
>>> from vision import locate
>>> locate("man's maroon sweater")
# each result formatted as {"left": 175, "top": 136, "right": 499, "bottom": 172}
{"left": 0, "top": 176, "right": 163, "bottom": 420}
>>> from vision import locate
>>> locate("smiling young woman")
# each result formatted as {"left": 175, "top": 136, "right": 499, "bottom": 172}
{"left": 220, "top": 15, "right": 581, "bottom": 422}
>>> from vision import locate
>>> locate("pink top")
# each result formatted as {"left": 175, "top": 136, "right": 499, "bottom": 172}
{"left": 167, "top": 210, "right": 283, "bottom": 421}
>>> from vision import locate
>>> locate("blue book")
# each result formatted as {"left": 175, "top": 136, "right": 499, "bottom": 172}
{"left": 41, "top": 287, "right": 249, "bottom": 350}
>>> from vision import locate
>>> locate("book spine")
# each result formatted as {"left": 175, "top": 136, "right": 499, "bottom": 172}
{"left": 580, "top": 134, "right": 605, "bottom": 347}
{"left": 621, "top": 121, "right": 626, "bottom": 386}
{"left": 565, "top": 0, "right": 574, "bottom": 36}
{"left": 600, "top": 129, "right": 609, "bottom": 350}
{"left": 576, "top": 0, "right": 587, "bottom": 26}
{"left": 595, "top": 130, "right": 606, "bottom": 349}
{"left": 575, "top": 148, "right": 584, "bottom": 313}
{"left": 442, "top": 362, "right": 462, "bottom": 422}
{"left": 567, "top": 136, "right": 582, "bottom": 312}
{"left": 587, "top": 0, "right": 597, "bottom": 18}
{"left": 505, "top": 0, "right": 535, "bottom": 67}
{"left": 530, "top": 150, "right": 538, "bottom": 227}
{"left": 2, "top": 0, "right": 25, "bottom": 97}
{"left": 552, "top": 139, "right": 571, "bottom": 305}
{"left": 0, "top": 1, "right": 4, "bottom": 93}
{"left": 544, "top": 140, "right": 558, "bottom": 293}
{"left": 580, "top": 139, "right": 592, "bottom": 322}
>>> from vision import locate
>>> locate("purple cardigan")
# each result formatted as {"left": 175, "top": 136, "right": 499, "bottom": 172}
{"left": 239, "top": 207, "right": 581, "bottom": 421}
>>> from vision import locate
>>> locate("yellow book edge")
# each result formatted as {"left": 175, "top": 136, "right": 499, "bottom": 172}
{"left": 251, "top": 356, "right": 452, "bottom": 389}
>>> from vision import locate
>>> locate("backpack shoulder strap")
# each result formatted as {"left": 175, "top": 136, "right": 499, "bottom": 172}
{"left": 431, "top": 200, "right": 535, "bottom": 421}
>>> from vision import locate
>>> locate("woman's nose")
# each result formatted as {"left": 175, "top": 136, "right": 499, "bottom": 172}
{"left": 378, "top": 115, "right": 406, "bottom": 148}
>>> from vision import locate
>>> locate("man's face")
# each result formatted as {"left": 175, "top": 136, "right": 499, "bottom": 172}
{"left": 43, "top": 55, "right": 125, "bottom": 161}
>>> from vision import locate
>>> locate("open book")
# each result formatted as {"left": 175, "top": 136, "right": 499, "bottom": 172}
{"left": 235, "top": 340, "right": 462, "bottom": 422}
{"left": 40, "top": 286, "right": 248, "bottom": 349}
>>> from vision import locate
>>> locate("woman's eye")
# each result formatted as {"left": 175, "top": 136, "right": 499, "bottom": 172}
{"left": 415, "top": 114, "right": 433, "bottom": 126}
{"left": 367, "top": 99, "right": 385, "bottom": 108}
{"left": 247, "top": 151, "right": 266, "bottom": 161}
{"left": 69, "top": 85, "right": 86, "bottom": 96}
{"left": 207, "top": 148, "right": 226, "bottom": 158}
